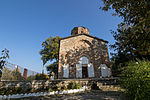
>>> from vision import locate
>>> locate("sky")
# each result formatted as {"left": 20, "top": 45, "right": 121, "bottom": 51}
{"left": 0, "top": 0, "right": 122, "bottom": 73}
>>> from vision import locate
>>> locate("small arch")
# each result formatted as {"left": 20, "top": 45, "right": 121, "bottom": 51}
{"left": 79, "top": 56, "right": 89, "bottom": 64}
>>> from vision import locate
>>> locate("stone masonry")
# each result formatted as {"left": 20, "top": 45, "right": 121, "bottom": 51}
{"left": 58, "top": 27, "right": 110, "bottom": 79}
{"left": 0, "top": 78, "right": 120, "bottom": 92}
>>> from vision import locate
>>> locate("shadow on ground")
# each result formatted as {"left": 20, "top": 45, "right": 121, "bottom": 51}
{"left": 11, "top": 90, "right": 127, "bottom": 100}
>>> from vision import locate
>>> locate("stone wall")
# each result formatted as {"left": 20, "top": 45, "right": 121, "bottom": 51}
{"left": 0, "top": 78, "right": 121, "bottom": 92}
{"left": 58, "top": 34, "right": 110, "bottom": 79}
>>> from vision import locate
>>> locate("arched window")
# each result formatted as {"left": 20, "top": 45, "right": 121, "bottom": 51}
{"left": 79, "top": 56, "right": 89, "bottom": 64}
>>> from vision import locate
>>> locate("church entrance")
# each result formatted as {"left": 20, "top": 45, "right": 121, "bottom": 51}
{"left": 82, "top": 65, "right": 88, "bottom": 78}
{"left": 76, "top": 56, "right": 94, "bottom": 78}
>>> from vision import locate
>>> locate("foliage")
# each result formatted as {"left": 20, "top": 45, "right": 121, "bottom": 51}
{"left": 40, "top": 36, "right": 61, "bottom": 75}
{"left": 0, "top": 49, "right": 9, "bottom": 78}
{"left": 60, "top": 85, "right": 67, "bottom": 90}
{"left": 49, "top": 85, "right": 67, "bottom": 92}
{"left": 0, "top": 87, "right": 33, "bottom": 95}
{"left": 101, "top": 0, "right": 150, "bottom": 69}
{"left": 1, "top": 68, "right": 14, "bottom": 80}
{"left": 67, "top": 82, "right": 81, "bottom": 89}
{"left": 35, "top": 73, "right": 49, "bottom": 80}
{"left": 120, "top": 60, "right": 150, "bottom": 100}
{"left": 26, "top": 75, "right": 36, "bottom": 81}
{"left": 46, "top": 61, "right": 58, "bottom": 76}
{"left": 0, "top": 82, "right": 81, "bottom": 95}
{"left": 11, "top": 68, "right": 23, "bottom": 81}
{"left": 48, "top": 88, "right": 53, "bottom": 92}
{"left": 0, "top": 87, "right": 22, "bottom": 95}
{"left": 1, "top": 67, "right": 23, "bottom": 81}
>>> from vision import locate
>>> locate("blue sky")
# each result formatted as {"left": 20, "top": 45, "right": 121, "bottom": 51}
{"left": 0, "top": 0, "right": 122, "bottom": 73}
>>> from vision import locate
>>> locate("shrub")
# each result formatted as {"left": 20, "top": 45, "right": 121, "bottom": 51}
{"left": 35, "top": 73, "right": 49, "bottom": 80}
{"left": 120, "top": 60, "right": 150, "bottom": 100}
{"left": 26, "top": 75, "right": 36, "bottom": 81}
{"left": 0, "top": 88, "right": 7, "bottom": 95}
{"left": 0, "top": 87, "right": 22, "bottom": 95}
{"left": 67, "top": 82, "right": 81, "bottom": 89}
{"left": 48, "top": 88, "right": 53, "bottom": 92}
{"left": 61, "top": 85, "right": 67, "bottom": 90}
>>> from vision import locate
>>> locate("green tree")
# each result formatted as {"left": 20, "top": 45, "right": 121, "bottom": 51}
{"left": 11, "top": 68, "right": 23, "bottom": 81}
{"left": 0, "top": 49, "right": 9, "bottom": 79}
{"left": 101, "top": 0, "right": 150, "bottom": 68}
{"left": 120, "top": 60, "right": 150, "bottom": 100}
{"left": 1, "top": 67, "right": 23, "bottom": 81}
{"left": 1, "top": 67, "right": 13, "bottom": 80}
{"left": 46, "top": 61, "right": 58, "bottom": 75}
{"left": 40, "top": 36, "right": 61, "bottom": 75}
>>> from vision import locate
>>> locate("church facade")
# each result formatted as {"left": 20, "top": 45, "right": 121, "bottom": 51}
{"left": 58, "top": 27, "right": 110, "bottom": 79}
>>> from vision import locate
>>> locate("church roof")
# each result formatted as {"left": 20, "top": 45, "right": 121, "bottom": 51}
{"left": 60, "top": 33, "right": 108, "bottom": 43}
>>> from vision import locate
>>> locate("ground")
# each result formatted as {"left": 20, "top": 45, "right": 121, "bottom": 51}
{"left": 12, "top": 90, "right": 127, "bottom": 100}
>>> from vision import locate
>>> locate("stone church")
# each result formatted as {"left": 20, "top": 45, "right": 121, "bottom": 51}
{"left": 58, "top": 27, "right": 110, "bottom": 79}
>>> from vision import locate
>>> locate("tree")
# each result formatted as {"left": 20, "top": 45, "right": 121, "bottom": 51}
{"left": 11, "top": 67, "right": 23, "bottom": 81}
{"left": 0, "top": 49, "right": 9, "bottom": 79}
{"left": 46, "top": 61, "right": 58, "bottom": 75}
{"left": 1, "top": 67, "right": 13, "bottom": 80}
{"left": 101, "top": 0, "right": 150, "bottom": 68}
{"left": 40, "top": 36, "right": 61, "bottom": 75}
{"left": 1, "top": 67, "right": 23, "bottom": 81}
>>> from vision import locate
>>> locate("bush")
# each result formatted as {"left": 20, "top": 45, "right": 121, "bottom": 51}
{"left": 67, "top": 82, "right": 81, "bottom": 89}
{"left": 120, "top": 60, "right": 150, "bottom": 100}
{"left": 61, "top": 85, "right": 67, "bottom": 90}
{"left": 0, "top": 87, "right": 22, "bottom": 95}
{"left": 1, "top": 67, "right": 23, "bottom": 81}
{"left": 26, "top": 75, "right": 36, "bottom": 81}
{"left": 35, "top": 73, "right": 49, "bottom": 80}
{"left": 48, "top": 88, "right": 53, "bottom": 92}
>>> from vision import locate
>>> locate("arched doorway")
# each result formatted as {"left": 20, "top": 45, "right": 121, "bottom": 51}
{"left": 80, "top": 56, "right": 89, "bottom": 78}
{"left": 76, "top": 56, "right": 95, "bottom": 78}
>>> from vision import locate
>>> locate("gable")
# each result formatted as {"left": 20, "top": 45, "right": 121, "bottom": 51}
{"left": 60, "top": 34, "right": 108, "bottom": 43}
{"left": 59, "top": 34, "right": 108, "bottom": 53}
